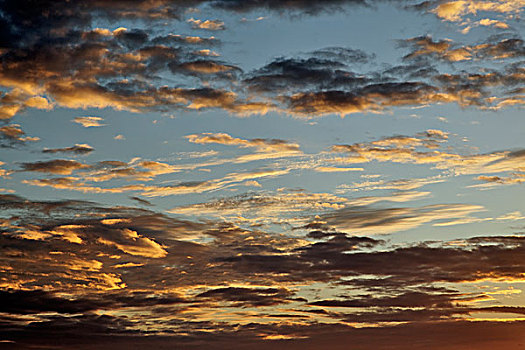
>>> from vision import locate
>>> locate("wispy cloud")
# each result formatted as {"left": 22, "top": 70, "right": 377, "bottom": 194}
{"left": 73, "top": 116, "right": 106, "bottom": 128}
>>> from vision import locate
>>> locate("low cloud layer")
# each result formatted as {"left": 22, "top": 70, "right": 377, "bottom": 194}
{"left": 2, "top": 194, "right": 525, "bottom": 348}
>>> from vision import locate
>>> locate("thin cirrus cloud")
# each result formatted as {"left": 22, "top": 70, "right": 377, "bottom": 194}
{"left": 42, "top": 144, "right": 94, "bottom": 155}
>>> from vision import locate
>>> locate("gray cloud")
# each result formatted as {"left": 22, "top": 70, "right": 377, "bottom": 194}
{"left": 42, "top": 144, "right": 94, "bottom": 155}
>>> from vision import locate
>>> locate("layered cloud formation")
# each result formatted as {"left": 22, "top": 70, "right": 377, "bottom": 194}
{"left": 1, "top": 0, "right": 524, "bottom": 349}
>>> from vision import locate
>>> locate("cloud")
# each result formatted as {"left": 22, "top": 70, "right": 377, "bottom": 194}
{"left": 169, "top": 189, "right": 432, "bottom": 229}
{"left": 42, "top": 144, "right": 94, "bottom": 155}
{"left": 23, "top": 177, "right": 146, "bottom": 194}
{"left": 0, "top": 161, "right": 11, "bottom": 177}
{"left": 140, "top": 168, "right": 291, "bottom": 197}
{"left": 196, "top": 287, "right": 297, "bottom": 307}
{"left": 3, "top": 193, "right": 525, "bottom": 348}
{"left": 169, "top": 59, "right": 241, "bottom": 77}
{"left": 0, "top": 124, "right": 39, "bottom": 146}
{"left": 401, "top": 36, "right": 472, "bottom": 62}
{"left": 22, "top": 158, "right": 182, "bottom": 185}
{"left": 244, "top": 55, "right": 372, "bottom": 94}
{"left": 313, "top": 166, "right": 364, "bottom": 172}
{"left": 186, "top": 132, "right": 301, "bottom": 153}
{"left": 169, "top": 190, "right": 348, "bottom": 224}
{"left": 317, "top": 203, "right": 484, "bottom": 235}
{"left": 328, "top": 130, "right": 525, "bottom": 183}
{"left": 73, "top": 116, "right": 106, "bottom": 127}
{"left": 478, "top": 18, "right": 509, "bottom": 28}
{"left": 336, "top": 176, "right": 445, "bottom": 192}
{"left": 0, "top": 89, "right": 52, "bottom": 119}
{"left": 186, "top": 132, "right": 304, "bottom": 163}
{"left": 0, "top": 2, "right": 521, "bottom": 123}
{"left": 432, "top": 0, "right": 524, "bottom": 22}
{"left": 187, "top": 18, "right": 226, "bottom": 30}
{"left": 22, "top": 164, "right": 291, "bottom": 197}
{"left": 97, "top": 228, "right": 168, "bottom": 258}
{"left": 284, "top": 82, "right": 458, "bottom": 117}
{"left": 130, "top": 196, "right": 153, "bottom": 206}
{"left": 20, "top": 159, "right": 90, "bottom": 174}
{"left": 0, "top": 1, "right": 525, "bottom": 348}
{"left": 211, "top": 0, "right": 368, "bottom": 13}
{"left": 401, "top": 35, "right": 524, "bottom": 62}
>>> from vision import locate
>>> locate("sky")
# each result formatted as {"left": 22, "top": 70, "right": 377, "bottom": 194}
{"left": 0, "top": 0, "right": 524, "bottom": 349}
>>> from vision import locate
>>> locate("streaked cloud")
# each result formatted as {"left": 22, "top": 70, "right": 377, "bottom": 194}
{"left": 42, "top": 144, "right": 94, "bottom": 155}
{"left": 20, "top": 159, "right": 90, "bottom": 175}
{"left": 73, "top": 116, "right": 106, "bottom": 128}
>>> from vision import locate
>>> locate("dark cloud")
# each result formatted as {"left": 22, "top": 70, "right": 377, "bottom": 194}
{"left": 245, "top": 57, "right": 370, "bottom": 93}
{"left": 0, "top": 1, "right": 522, "bottom": 125}
{"left": 20, "top": 159, "right": 89, "bottom": 174}
{"left": 284, "top": 82, "right": 445, "bottom": 116}
{"left": 130, "top": 196, "right": 154, "bottom": 206}
{"left": 309, "top": 47, "right": 374, "bottom": 63}
{"left": 42, "top": 144, "right": 94, "bottom": 155}
{"left": 0, "top": 0, "right": 521, "bottom": 122}
{"left": 169, "top": 59, "right": 242, "bottom": 78}
{"left": 0, "top": 289, "right": 187, "bottom": 315}
{"left": 3, "top": 314, "right": 525, "bottom": 350}
{"left": 241, "top": 49, "right": 523, "bottom": 116}
{"left": 310, "top": 291, "right": 457, "bottom": 308}
{"left": 210, "top": 0, "right": 368, "bottom": 13}
{"left": 475, "top": 37, "right": 524, "bottom": 60}
{"left": 196, "top": 287, "right": 299, "bottom": 307}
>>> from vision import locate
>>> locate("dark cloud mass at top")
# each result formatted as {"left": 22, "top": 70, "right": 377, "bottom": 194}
{"left": 0, "top": 0, "right": 522, "bottom": 119}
